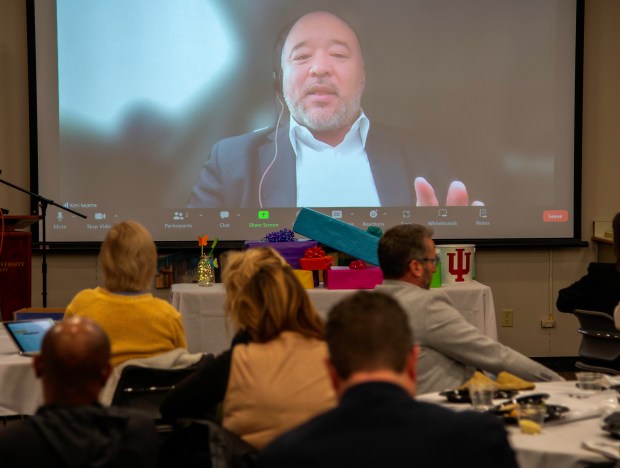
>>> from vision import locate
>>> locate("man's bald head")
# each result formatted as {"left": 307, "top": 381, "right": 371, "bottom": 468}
{"left": 35, "top": 317, "right": 112, "bottom": 405}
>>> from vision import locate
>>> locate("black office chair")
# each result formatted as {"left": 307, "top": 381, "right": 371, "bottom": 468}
{"left": 110, "top": 357, "right": 208, "bottom": 421}
{"left": 158, "top": 418, "right": 257, "bottom": 468}
{"left": 572, "top": 309, "right": 620, "bottom": 375}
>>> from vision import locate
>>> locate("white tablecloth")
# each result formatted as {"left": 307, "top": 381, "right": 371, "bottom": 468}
{"left": 0, "top": 329, "right": 42, "bottom": 416}
{"left": 417, "top": 381, "right": 620, "bottom": 467}
{"left": 170, "top": 281, "right": 497, "bottom": 354}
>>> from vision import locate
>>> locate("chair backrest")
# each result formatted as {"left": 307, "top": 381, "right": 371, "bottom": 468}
{"left": 111, "top": 361, "right": 203, "bottom": 420}
{"left": 573, "top": 309, "right": 620, "bottom": 362}
{"left": 158, "top": 418, "right": 257, "bottom": 468}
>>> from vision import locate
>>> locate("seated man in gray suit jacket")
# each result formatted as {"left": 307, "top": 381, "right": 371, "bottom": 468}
{"left": 188, "top": 11, "right": 482, "bottom": 209}
{"left": 375, "top": 224, "right": 563, "bottom": 394}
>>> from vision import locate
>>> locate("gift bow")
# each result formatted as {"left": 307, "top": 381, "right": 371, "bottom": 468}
{"left": 263, "top": 228, "right": 296, "bottom": 242}
{"left": 349, "top": 260, "right": 367, "bottom": 270}
{"left": 304, "top": 246, "right": 326, "bottom": 258}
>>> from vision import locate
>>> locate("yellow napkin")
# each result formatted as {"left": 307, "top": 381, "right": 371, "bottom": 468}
{"left": 458, "top": 371, "right": 496, "bottom": 390}
{"left": 458, "top": 371, "right": 535, "bottom": 391}
{"left": 495, "top": 371, "right": 535, "bottom": 390}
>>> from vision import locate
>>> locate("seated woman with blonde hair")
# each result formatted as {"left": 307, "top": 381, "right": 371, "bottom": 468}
{"left": 65, "top": 220, "right": 187, "bottom": 366}
{"left": 160, "top": 247, "right": 335, "bottom": 449}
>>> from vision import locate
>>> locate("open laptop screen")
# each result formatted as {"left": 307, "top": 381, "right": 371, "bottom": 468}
{"left": 2, "top": 319, "right": 55, "bottom": 356}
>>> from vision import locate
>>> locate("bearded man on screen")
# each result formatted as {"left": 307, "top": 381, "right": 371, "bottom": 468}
{"left": 188, "top": 11, "right": 482, "bottom": 209}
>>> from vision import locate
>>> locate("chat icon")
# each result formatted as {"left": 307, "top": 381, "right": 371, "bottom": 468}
{"left": 220, "top": 210, "right": 230, "bottom": 219}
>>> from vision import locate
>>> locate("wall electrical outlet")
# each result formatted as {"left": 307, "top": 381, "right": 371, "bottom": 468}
{"left": 501, "top": 309, "right": 513, "bottom": 327}
{"left": 541, "top": 318, "right": 556, "bottom": 328}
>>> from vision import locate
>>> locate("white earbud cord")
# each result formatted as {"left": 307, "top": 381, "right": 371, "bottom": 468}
{"left": 258, "top": 96, "right": 285, "bottom": 209}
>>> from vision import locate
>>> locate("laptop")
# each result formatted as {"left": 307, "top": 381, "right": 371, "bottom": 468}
{"left": 2, "top": 318, "right": 55, "bottom": 356}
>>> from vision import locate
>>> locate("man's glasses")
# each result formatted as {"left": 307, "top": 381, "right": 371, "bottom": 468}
{"left": 414, "top": 255, "right": 440, "bottom": 266}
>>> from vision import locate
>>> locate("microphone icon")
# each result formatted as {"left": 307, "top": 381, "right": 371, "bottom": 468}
{"left": 57, "top": 211, "right": 63, "bottom": 223}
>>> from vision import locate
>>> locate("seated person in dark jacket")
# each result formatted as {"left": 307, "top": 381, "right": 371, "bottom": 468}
{"left": 257, "top": 291, "right": 518, "bottom": 468}
{"left": 557, "top": 212, "right": 620, "bottom": 315}
{"left": 0, "top": 317, "right": 158, "bottom": 468}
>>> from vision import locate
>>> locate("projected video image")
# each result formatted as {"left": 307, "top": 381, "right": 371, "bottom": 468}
{"left": 34, "top": 0, "right": 578, "bottom": 243}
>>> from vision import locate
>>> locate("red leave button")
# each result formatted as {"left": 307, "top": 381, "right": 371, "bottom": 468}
{"left": 542, "top": 210, "right": 569, "bottom": 222}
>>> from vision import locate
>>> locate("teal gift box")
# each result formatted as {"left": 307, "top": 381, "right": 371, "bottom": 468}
{"left": 293, "top": 208, "right": 379, "bottom": 266}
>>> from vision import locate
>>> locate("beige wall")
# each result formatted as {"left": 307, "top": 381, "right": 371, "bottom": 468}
{"left": 0, "top": 0, "right": 29, "bottom": 208}
{"left": 2, "top": 0, "right": 620, "bottom": 356}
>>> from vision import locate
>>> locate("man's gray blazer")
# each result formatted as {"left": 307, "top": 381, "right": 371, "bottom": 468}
{"left": 376, "top": 279, "right": 563, "bottom": 394}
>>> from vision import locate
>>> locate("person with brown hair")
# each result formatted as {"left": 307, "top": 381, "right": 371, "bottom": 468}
{"left": 0, "top": 317, "right": 158, "bottom": 467}
{"left": 557, "top": 212, "right": 620, "bottom": 316}
{"left": 64, "top": 220, "right": 187, "bottom": 365}
{"left": 160, "top": 247, "right": 335, "bottom": 449}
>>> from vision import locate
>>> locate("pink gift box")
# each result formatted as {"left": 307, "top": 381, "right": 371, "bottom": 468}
{"left": 324, "top": 266, "right": 384, "bottom": 290}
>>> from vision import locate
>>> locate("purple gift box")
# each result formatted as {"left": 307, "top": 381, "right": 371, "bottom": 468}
{"left": 244, "top": 240, "right": 318, "bottom": 270}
